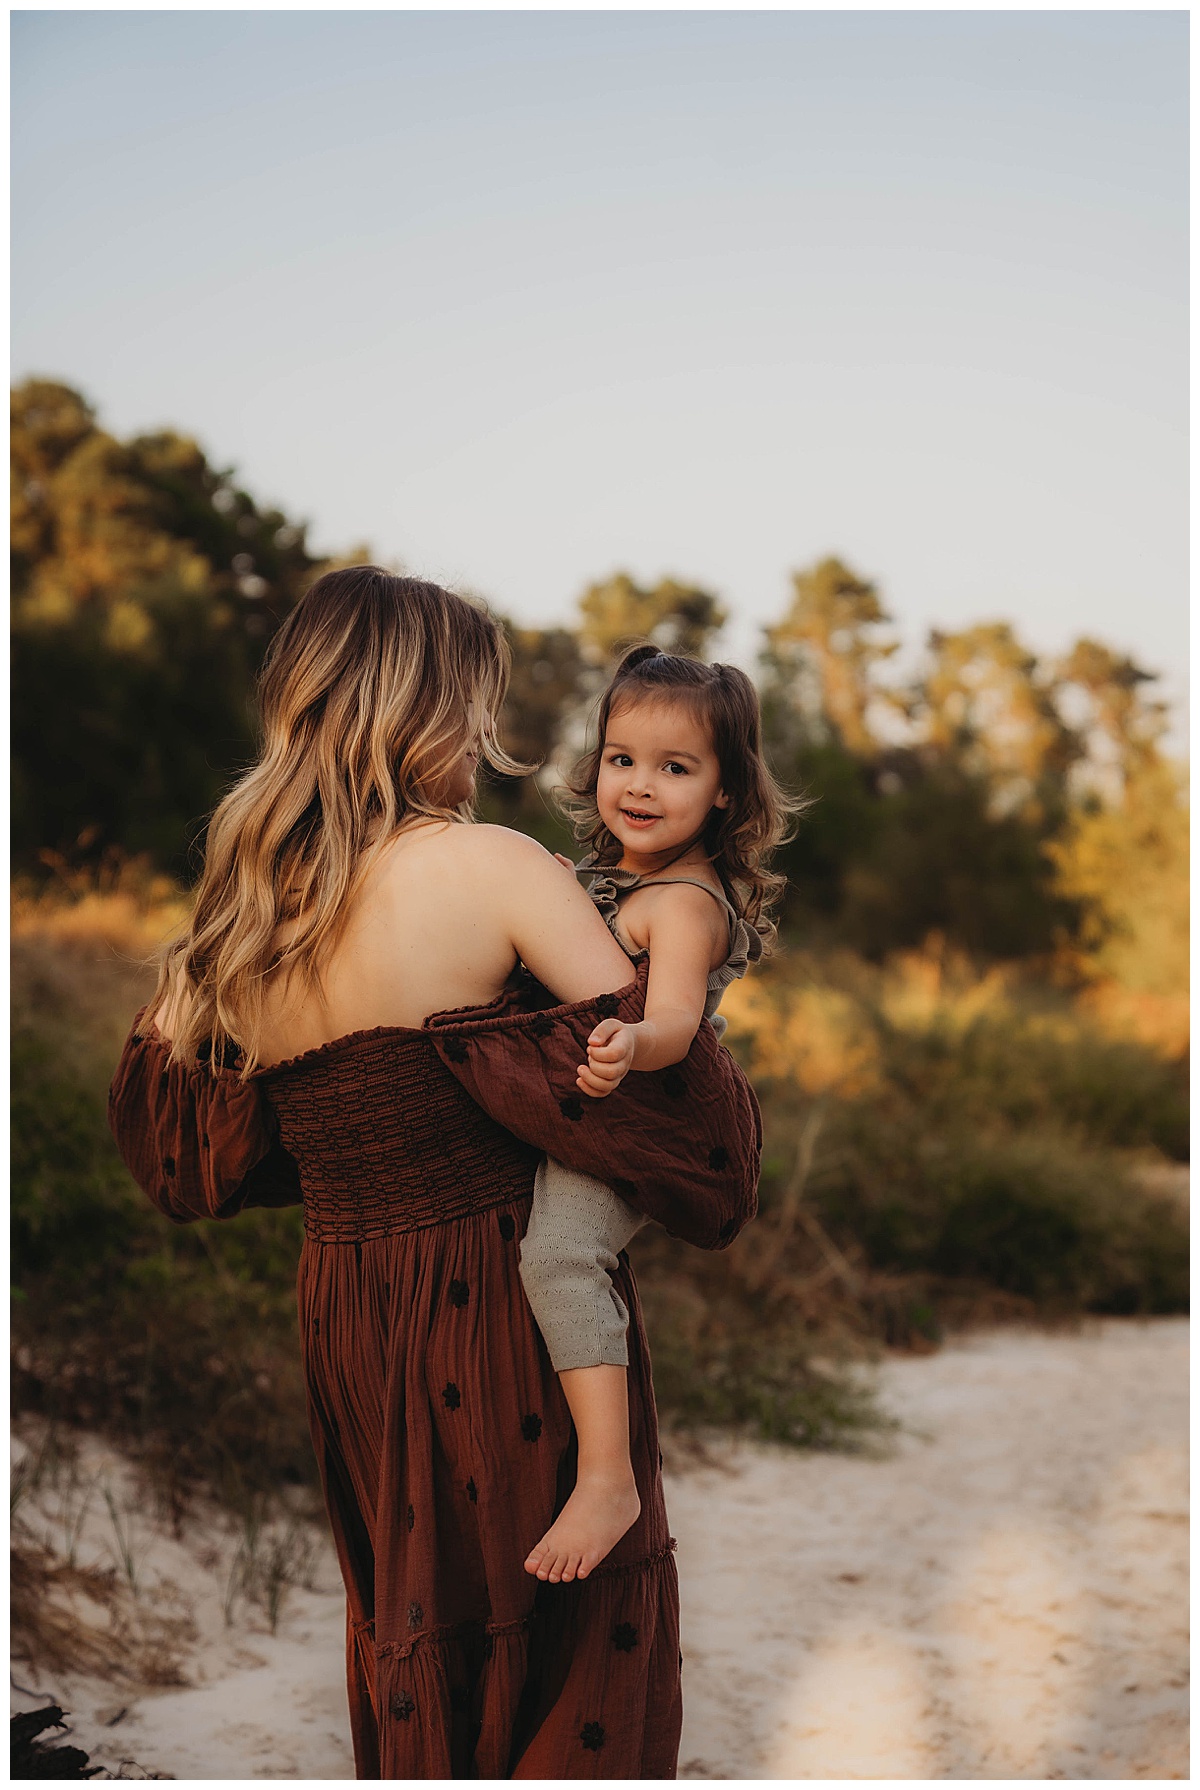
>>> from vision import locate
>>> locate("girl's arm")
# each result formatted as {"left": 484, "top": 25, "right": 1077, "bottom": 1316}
{"left": 577, "top": 884, "right": 726, "bottom": 1097}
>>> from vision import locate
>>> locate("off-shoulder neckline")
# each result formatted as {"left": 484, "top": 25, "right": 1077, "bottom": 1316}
{"left": 251, "top": 962, "right": 648, "bottom": 1077}
{"left": 253, "top": 1022, "right": 429, "bottom": 1077}
{"left": 135, "top": 962, "right": 648, "bottom": 1080}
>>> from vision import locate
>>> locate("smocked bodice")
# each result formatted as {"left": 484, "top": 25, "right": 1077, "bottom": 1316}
{"left": 258, "top": 1030, "right": 540, "bottom": 1244}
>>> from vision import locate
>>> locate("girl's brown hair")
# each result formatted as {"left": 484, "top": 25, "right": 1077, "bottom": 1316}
{"left": 564, "top": 643, "right": 805, "bottom": 945}
{"left": 153, "top": 565, "right": 525, "bottom": 1073}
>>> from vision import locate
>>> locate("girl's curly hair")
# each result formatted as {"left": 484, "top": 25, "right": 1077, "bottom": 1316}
{"left": 562, "top": 643, "right": 806, "bottom": 947}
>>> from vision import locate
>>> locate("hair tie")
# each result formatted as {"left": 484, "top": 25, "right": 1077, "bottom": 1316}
{"left": 617, "top": 642, "right": 663, "bottom": 675}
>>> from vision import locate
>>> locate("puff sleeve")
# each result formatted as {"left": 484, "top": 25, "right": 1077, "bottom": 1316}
{"left": 107, "top": 1007, "right": 302, "bottom": 1224}
{"left": 424, "top": 957, "right": 760, "bottom": 1250}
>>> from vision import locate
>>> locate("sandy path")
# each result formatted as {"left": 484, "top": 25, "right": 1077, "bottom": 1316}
{"left": 671, "top": 1317, "right": 1188, "bottom": 1779}
{"left": 12, "top": 1317, "right": 1187, "bottom": 1780}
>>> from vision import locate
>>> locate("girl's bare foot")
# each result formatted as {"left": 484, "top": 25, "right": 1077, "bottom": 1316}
{"left": 523, "top": 1472, "right": 640, "bottom": 1583}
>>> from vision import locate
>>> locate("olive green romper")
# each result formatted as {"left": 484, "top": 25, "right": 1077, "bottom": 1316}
{"left": 518, "top": 863, "right": 763, "bottom": 1371}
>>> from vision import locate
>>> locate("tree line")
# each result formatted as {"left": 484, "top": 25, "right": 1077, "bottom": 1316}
{"left": 11, "top": 378, "right": 1184, "bottom": 980}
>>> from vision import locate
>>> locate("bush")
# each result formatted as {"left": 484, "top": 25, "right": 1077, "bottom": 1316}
{"left": 804, "top": 1113, "right": 1189, "bottom": 1313}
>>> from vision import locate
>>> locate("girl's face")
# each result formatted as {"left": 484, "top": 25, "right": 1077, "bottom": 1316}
{"left": 596, "top": 697, "right": 729, "bottom": 862}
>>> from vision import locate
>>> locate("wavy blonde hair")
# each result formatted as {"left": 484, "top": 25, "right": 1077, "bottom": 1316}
{"left": 563, "top": 643, "right": 806, "bottom": 947}
{"left": 154, "top": 566, "right": 523, "bottom": 1073}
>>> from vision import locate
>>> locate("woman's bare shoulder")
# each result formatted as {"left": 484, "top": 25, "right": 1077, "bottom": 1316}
{"left": 383, "top": 820, "right": 573, "bottom": 899}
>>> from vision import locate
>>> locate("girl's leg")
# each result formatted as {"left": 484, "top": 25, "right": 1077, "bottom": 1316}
{"left": 518, "top": 1158, "right": 646, "bottom": 1583}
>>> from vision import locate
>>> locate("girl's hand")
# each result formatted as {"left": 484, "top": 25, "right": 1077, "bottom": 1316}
{"left": 553, "top": 852, "right": 577, "bottom": 872}
{"left": 577, "top": 1018, "right": 636, "bottom": 1098}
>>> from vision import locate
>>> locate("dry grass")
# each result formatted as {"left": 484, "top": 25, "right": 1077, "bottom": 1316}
{"left": 11, "top": 874, "right": 1188, "bottom": 1480}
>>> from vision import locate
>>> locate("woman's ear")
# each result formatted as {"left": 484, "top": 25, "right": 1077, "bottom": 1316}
{"left": 713, "top": 788, "right": 731, "bottom": 811}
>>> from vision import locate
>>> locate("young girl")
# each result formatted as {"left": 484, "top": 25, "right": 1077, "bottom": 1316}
{"left": 520, "top": 642, "right": 795, "bottom": 1585}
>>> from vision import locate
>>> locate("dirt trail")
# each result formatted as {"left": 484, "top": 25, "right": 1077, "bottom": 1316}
{"left": 671, "top": 1317, "right": 1188, "bottom": 1779}
{"left": 11, "top": 1317, "right": 1187, "bottom": 1779}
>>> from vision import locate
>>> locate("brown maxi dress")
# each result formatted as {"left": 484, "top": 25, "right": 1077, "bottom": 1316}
{"left": 108, "top": 958, "right": 761, "bottom": 1779}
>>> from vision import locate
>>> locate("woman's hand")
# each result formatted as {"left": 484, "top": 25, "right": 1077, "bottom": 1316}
{"left": 577, "top": 1018, "right": 637, "bottom": 1097}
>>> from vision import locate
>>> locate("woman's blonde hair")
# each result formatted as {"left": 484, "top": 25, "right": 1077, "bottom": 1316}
{"left": 154, "top": 565, "right": 523, "bottom": 1073}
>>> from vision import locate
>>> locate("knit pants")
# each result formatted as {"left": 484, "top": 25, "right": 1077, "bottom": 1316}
{"left": 518, "top": 1156, "right": 648, "bottom": 1370}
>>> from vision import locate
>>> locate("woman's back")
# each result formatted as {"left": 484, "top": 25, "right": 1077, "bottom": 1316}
{"left": 250, "top": 821, "right": 633, "bottom": 1069}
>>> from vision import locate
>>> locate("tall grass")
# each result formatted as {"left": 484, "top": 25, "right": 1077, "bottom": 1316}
{"left": 12, "top": 875, "right": 316, "bottom": 1518}
{"left": 702, "top": 945, "right": 1188, "bottom": 1343}
{"left": 10, "top": 877, "right": 1188, "bottom": 1503}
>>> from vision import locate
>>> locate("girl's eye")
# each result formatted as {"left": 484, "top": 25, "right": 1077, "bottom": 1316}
{"left": 607, "top": 752, "right": 633, "bottom": 768}
{"left": 665, "top": 762, "right": 688, "bottom": 776}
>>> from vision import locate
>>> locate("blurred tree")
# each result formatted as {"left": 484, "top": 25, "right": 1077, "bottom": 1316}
{"left": 912, "top": 622, "right": 1079, "bottom": 822}
{"left": 1056, "top": 637, "right": 1170, "bottom": 798}
{"left": 11, "top": 379, "right": 324, "bottom": 876}
{"left": 480, "top": 622, "right": 588, "bottom": 851}
{"left": 837, "top": 764, "right": 1077, "bottom": 961}
{"left": 497, "top": 622, "right": 587, "bottom": 770}
{"left": 12, "top": 380, "right": 320, "bottom": 630}
{"left": 11, "top": 381, "right": 99, "bottom": 590}
{"left": 761, "top": 567, "right": 1079, "bottom": 961}
{"left": 1049, "top": 758, "right": 1188, "bottom": 1000}
{"left": 576, "top": 573, "right": 726, "bottom": 662}
{"left": 762, "top": 557, "right": 899, "bottom": 758}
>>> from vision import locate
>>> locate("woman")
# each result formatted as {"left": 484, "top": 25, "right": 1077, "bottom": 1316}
{"left": 108, "top": 567, "right": 760, "bottom": 1778}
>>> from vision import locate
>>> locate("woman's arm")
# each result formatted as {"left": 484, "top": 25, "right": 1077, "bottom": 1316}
{"left": 423, "top": 955, "right": 761, "bottom": 1251}
{"left": 488, "top": 829, "right": 635, "bottom": 1002}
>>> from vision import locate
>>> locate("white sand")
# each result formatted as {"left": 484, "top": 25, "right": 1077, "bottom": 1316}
{"left": 11, "top": 1317, "right": 1188, "bottom": 1780}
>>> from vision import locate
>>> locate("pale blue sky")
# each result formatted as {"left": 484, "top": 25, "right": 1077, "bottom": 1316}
{"left": 11, "top": 10, "right": 1189, "bottom": 732}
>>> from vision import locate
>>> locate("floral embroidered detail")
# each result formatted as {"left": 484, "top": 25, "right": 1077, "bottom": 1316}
{"left": 559, "top": 1094, "right": 585, "bottom": 1122}
{"left": 443, "top": 1382, "right": 462, "bottom": 1410}
{"left": 407, "top": 1600, "right": 423, "bottom": 1629}
{"left": 406, "top": 1504, "right": 415, "bottom": 1531}
{"left": 390, "top": 1691, "right": 415, "bottom": 1721}
{"left": 498, "top": 1212, "right": 516, "bottom": 1241}
{"left": 444, "top": 1038, "right": 469, "bottom": 1063}
{"left": 466, "top": 1477, "right": 478, "bottom": 1502}
{"left": 521, "top": 1412, "right": 542, "bottom": 1442}
{"left": 708, "top": 1145, "right": 729, "bottom": 1171}
{"left": 448, "top": 1279, "right": 469, "bottom": 1308}
{"left": 612, "top": 1621, "right": 638, "bottom": 1652}
{"left": 662, "top": 1068, "right": 687, "bottom": 1099}
{"left": 594, "top": 992, "right": 620, "bottom": 1020}
{"left": 530, "top": 1012, "right": 555, "bottom": 1038}
{"left": 580, "top": 1721, "right": 606, "bottom": 1751}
